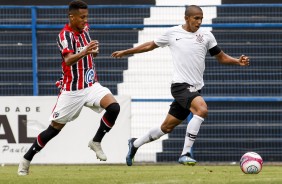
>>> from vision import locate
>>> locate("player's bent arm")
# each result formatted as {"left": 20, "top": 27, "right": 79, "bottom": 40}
{"left": 112, "top": 41, "right": 159, "bottom": 58}
{"left": 215, "top": 51, "right": 250, "bottom": 66}
{"left": 64, "top": 41, "right": 98, "bottom": 66}
{"left": 64, "top": 52, "right": 87, "bottom": 66}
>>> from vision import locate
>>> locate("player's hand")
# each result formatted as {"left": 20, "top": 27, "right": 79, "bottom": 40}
{"left": 111, "top": 50, "right": 126, "bottom": 58}
{"left": 55, "top": 77, "right": 63, "bottom": 89}
{"left": 238, "top": 55, "right": 250, "bottom": 66}
{"left": 83, "top": 40, "right": 99, "bottom": 56}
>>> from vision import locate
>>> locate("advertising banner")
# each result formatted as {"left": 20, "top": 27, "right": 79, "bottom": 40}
{"left": 0, "top": 96, "right": 131, "bottom": 164}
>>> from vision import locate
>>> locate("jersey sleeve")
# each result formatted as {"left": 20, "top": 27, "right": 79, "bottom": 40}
{"left": 57, "top": 31, "right": 74, "bottom": 56}
{"left": 207, "top": 31, "right": 218, "bottom": 50}
{"left": 153, "top": 29, "right": 170, "bottom": 47}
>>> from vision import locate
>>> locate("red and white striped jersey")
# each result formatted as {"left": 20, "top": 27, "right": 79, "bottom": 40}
{"left": 57, "top": 23, "right": 98, "bottom": 91}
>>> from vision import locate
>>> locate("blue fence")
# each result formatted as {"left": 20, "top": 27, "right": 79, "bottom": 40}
{"left": 0, "top": 4, "right": 282, "bottom": 96}
{"left": 1, "top": 4, "right": 282, "bottom": 96}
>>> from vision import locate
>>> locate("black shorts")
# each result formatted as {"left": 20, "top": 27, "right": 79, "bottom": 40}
{"left": 168, "top": 83, "right": 201, "bottom": 120}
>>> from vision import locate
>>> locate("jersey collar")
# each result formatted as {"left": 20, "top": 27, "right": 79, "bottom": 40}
{"left": 65, "top": 24, "right": 81, "bottom": 36}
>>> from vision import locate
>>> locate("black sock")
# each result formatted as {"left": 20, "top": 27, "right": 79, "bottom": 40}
{"left": 93, "top": 118, "right": 111, "bottom": 142}
{"left": 93, "top": 103, "right": 120, "bottom": 142}
{"left": 24, "top": 125, "right": 60, "bottom": 161}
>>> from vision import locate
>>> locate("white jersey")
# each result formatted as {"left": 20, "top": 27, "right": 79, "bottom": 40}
{"left": 154, "top": 25, "right": 217, "bottom": 90}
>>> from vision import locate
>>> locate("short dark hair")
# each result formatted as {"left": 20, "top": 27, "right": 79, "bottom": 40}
{"left": 185, "top": 5, "right": 202, "bottom": 16}
{"left": 69, "top": 0, "right": 88, "bottom": 13}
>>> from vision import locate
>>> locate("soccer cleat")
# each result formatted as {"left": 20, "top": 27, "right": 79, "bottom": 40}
{"left": 18, "top": 157, "right": 30, "bottom": 176}
{"left": 126, "top": 138, "right": 138, "bottom": 166}
{"left": 88, "top": 140, "right": 107, "bottom": 161}
{"left": 178, "top": 153, "right": 197, "bottom": 166}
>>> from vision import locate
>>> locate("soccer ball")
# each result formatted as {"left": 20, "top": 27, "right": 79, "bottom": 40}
{"left": 240, "top": 152, "right": 263, "bottom": 174}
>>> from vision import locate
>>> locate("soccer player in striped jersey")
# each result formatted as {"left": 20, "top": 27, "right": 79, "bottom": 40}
{"left": 112, "top": 5, "right": 250, "bottom": 166}
{"left": 18, "top": 0, "right": 120, "bottom": 175}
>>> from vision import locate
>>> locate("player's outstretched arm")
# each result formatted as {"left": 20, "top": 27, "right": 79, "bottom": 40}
{"left": 111, "top": 41, "right": 159, "bottom": 58}
{"left": 215, "top": 51, "right": 250, "bottom": 66}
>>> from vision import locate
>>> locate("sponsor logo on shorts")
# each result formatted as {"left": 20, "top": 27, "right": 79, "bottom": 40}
{"left": 85, "top": 69, "right": 94, "bottom": 84}
{"left": 53, "top": 112, "right": 59, "bottom": 118}
{"left": 187, "top": 86, "right": 197, "bottom": 92}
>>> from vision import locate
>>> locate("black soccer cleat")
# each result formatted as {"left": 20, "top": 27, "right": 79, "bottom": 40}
{"left": 126, "top": 138, "right": 138, "bottom": 166}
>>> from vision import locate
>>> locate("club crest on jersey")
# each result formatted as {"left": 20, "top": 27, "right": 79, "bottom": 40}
{"left": 76, "top": 46, "right": 86, "bottom": 54}
{"left": 196, "top": 34, "right": 204, "bottom": 43}
{"left": 85, "top": 69, "right": 94, "bottom": 84}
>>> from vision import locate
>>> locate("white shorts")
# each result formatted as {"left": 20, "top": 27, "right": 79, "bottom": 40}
{"left": 49, "top": 82, "right": 111, "bottom": 124}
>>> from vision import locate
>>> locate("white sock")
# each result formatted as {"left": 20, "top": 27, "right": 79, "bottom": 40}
{"left": 133, "top": 126, "right": 165, "bottom": 148}
{"left": 181, "top": 115, "right": 204, "bottom": 156}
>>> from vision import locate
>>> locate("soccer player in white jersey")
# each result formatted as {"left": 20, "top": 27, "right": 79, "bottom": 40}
{"left": 111, "top": 5, "right": 250, "bottom": 166}
{"left": 18, "top": 0, "right": 120, "bottom": 175}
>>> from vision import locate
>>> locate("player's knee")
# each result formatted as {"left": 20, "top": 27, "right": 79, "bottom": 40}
{"left": 51, "top": 121, "right": 65, "bottom": 130}
{"left": 200, "top": 108, "right": 208, "bottom": 118}
{"left": 195, "top": 106, "right": 208, "bottom": 118}
{"left": 161, "top": 124, "right": 174, "bottom": 133}
{"left": 106, "top": 103, "right": 120, "bottom": 115}
{"left": 39, "top": 125, "right": 61, "bottom": 145}
{"left": 105, "top": 103, "right": 120, "bottom": 120}
{"left": 165, "top": 128, "right": 174, "bottom": 133}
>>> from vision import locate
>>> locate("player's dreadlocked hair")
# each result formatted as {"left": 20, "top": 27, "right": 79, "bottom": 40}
{"left": 69, "top": 0, "right": 88, "bottom": 13}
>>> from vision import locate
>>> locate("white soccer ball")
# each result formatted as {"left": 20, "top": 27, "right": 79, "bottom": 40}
{"left": 240, "top": 152, "right": 263, "bottom": 174}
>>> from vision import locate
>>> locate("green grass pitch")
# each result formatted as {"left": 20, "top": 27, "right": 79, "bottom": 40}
{"left": 1, "top": 164, "right": 282, "bottom": 184}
